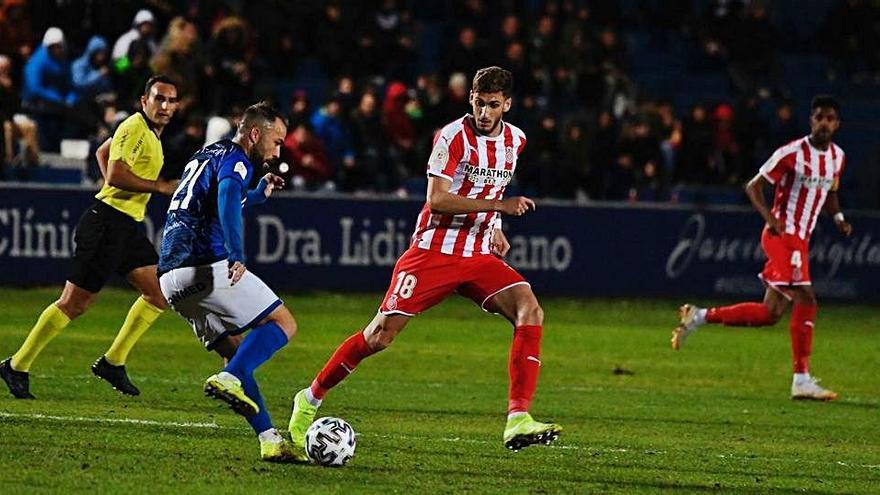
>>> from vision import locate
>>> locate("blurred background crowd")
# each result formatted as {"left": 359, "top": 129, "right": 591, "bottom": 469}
{"left": 1, "top": 0, "right": 879, "bottom": 207}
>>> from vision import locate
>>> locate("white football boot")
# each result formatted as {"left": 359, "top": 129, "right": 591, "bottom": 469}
{"left": 671, "top": 304, "right": 704, "bottom": 350}
{"left": 791, "top": 376, "right": 838, "bottom": 401}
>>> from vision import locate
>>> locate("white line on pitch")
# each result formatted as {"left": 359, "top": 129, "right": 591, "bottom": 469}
{"left": 2, "top": 411, "right": 878, "bottom": 470}
{"left": 0, "top": 411, "right": 220, "bottom": 429}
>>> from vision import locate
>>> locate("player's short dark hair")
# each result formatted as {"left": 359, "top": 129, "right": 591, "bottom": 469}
{"left": 472, "top": 66, "right": 513, "bottom": 96}
{"left": 239, "top": 101, "right": 287, "bottom": 133}
{"left": 143, "top": 74, "right": 178, "bottom": 96}
{"left": 811, "top": 94, "right": 840, "bottom": 115}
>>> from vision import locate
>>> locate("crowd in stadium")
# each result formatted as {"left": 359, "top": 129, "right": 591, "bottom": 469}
{"left": 1, "top": 0, "right": 879, "bottom": 201}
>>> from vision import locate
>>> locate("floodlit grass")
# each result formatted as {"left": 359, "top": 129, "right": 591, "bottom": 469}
{"left": 0, "top": 288, "right": 877, "bottom": 494}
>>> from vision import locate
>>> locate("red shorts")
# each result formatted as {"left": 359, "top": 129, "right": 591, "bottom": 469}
{"left": 760, "top": 227, "right": 811, "bottom": 287}
{"left": 379, "top": 247, "right": 529, "bottom": 316}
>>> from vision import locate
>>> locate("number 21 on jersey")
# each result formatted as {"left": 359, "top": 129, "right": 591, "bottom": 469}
{"left": 168, "top": 159, "right": 209, "bottom": 212}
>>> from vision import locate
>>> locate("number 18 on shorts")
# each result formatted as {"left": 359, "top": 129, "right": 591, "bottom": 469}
{"left": 379, "top": 247, "right": 529, "bottom": 316}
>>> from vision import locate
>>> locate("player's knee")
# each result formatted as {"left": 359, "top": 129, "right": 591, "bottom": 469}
{"left": 804, "top": 291, "right": 818, "bottom": 306}
{"left": 516, "top": 300, "right": 543, "bottom": 326}
{"left": 266, "top": 306, "right": 297, "bottom": 339}
{"left": 142, "top": 293, "right": 169, "bottom": 311}
{"left": 279, "top": 317, "right": 297, "bottom": 340}
{"left": 796, "top": 293, "right": 817, "bottom": 307}
{"left": 768, "top": 308, "right": 784, "bottom": 324}
{"left": 55, "top": 298, "right": 89, "bottom": 320}
{"left": 364, "top": 325, "right": 395, "bottom": 351}
{"left": 764, "top": 302, "right": 786, "bottom": 323}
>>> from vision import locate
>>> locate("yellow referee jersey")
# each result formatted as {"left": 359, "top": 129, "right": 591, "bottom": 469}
{"left": 95, "top": 112, "right": 164, "bottom": 221}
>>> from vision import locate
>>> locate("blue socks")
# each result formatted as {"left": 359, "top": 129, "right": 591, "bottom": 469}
{"left": 241, "top": 373, "right": 271, "bottom": 434}
{"left": 224, "top": 321, "right": 288, "bottom": 378}
{"left": 223, "top": 321, "right": 288, "bottom": 435}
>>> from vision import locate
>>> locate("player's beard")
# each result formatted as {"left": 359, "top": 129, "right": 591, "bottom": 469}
{"left": 810, "top": 130, "right": 832, "bottom": 148}
{"left": 476, "top": 117, "right": 500, "bottom": 136}
{"left": 247, "top": 149, "right": 264, "bottom": 171}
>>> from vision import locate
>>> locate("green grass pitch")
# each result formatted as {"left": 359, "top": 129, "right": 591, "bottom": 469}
{"left": 0, "top": 288, "right": 877, "bottom": 494}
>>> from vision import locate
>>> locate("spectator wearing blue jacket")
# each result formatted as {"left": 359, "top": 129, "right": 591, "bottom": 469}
{"left": 23, "top": 27, "right": 72, "bottom": 107}
{"left": 310, "top": 94, "right": 354, "bottom": 184}
{"left": 72, "top": 36, "right": 113, "bottom": 102}
{"left": 22, "top": 27, "right": 72, "bottom": 151}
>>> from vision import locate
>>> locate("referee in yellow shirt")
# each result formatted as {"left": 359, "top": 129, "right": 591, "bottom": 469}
{"left": 1, "top": 75, "right": 180, "bottom": 398}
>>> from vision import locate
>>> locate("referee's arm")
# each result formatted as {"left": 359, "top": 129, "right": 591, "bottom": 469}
{"left": 106, "top": 158, "right": 178, "bottom": 195}
{"left": 95, "top": 137, "right": 111, "bottom": 179}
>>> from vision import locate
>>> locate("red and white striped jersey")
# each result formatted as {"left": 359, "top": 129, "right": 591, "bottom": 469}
{"left": 411, "top": 115, "right": 526, "bottom": 257}
{"left": 759, "top": 136, "right": 845, "bottom": 240}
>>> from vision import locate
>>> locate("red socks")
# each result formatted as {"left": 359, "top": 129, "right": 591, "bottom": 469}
{"left": 508, "top": 325, "right": 543, "bottom": 414}
{"left": 706, "top": 303, "right": 775, "bottom": 327}
{"left": 707, "top": 301, "right": 816, "bottom": 373}
{"left": 790, "top": 304, "right": 816, "bottom": 373}
{"left": 310, "top": 331, "right": 377, "bottom": 399}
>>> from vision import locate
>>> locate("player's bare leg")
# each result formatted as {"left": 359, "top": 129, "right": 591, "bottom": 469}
{"left": 214, "top": 333, "right": 244, "bottom": 365}
{"left": 672, "top": 288, "right": 787, "bottom": 350}
{"left": 55, "top": 282, "right": 98, "bottom": 319}
{"left": 1, "top": 282, "right": 95, "bottom": 399}
{"left": 289, "top": 313, "right": 409, "bottom": 453}
{"left": 489, "top": 284, "right": 562, "bottom": 451}
{"left": 93, "top": 265, "right": 167, "bottom": 396}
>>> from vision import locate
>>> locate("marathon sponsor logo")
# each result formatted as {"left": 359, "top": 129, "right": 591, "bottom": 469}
{"left": 462, "top": 162, "right": 514, "bottom": 186}
{"left": 794, "top": 174, "right": 834, "bottom": 190}
{"left": 168, "top": 282, "right": 206, "bottom": 306}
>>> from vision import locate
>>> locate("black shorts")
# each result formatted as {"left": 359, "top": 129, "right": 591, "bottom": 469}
{"left": 69, "top": 201, "right": 158, "bottom": 293}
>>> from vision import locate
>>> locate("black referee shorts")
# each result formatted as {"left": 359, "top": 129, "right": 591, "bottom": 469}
{"left": 69, "top": 201, "right": 159, "bottom": 293}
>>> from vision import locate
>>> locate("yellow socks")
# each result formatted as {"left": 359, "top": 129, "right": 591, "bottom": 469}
{"left": 11, "top": 304, "right": 72, "bottom": 372}
{"left": 104, "top": 297, "right": 163, "bottom": 366}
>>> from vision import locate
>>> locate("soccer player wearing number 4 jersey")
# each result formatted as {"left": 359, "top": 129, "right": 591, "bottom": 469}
{"left": 288, "top": 67, "right": 561, "bottom": 454}
{"left": 672, "top": 95, "right": 853, "bottom": 401}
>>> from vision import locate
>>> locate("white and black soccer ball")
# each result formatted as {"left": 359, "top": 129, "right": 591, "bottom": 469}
{"left": 304, "top": 417, "right": 357, "bottom": 467}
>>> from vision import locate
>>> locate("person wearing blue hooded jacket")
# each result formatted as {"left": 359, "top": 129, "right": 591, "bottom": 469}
{"left": 22, "top": 27, "right": 73, "bottom": 151}
{"left": 71, "top": 36, "right": 114, "bottom": 102}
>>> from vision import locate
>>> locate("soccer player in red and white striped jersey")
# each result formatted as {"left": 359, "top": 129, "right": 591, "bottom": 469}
{"left": 288, "top": 67, "right": 561, "bottom": 454}
{"left": 672, "top": 95, "right": 853, "bottom": 401}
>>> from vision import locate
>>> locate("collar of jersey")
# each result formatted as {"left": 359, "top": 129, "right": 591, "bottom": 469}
{"left": 805, "top": 135, "right": 832, "bottom": 153}
{"left": 138, "top": 110, "right": 161, "bottom": 135}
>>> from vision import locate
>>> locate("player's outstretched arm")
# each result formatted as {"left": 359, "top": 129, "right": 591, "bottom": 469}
{"left": 426, "top": 176, "right": 535, "bottom": 216}
{"left": 744, "top": 174, "right": 782, "bottom": 235}
{"left": 244, "top": 173, "right": 285, "bottom": 207}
